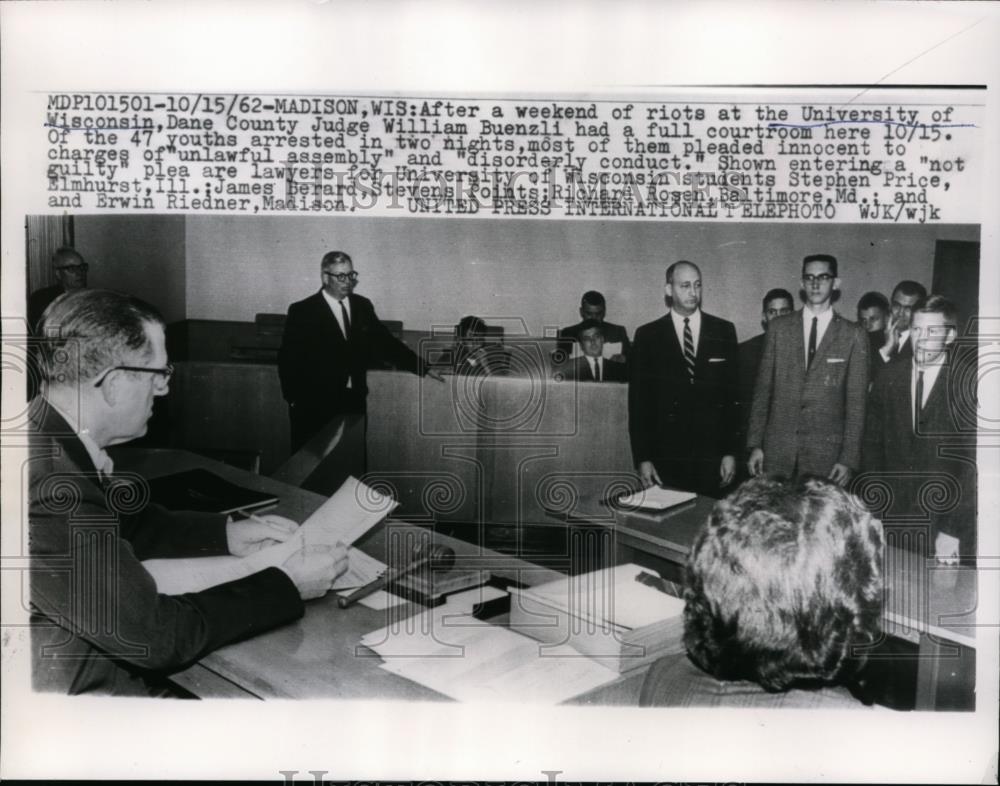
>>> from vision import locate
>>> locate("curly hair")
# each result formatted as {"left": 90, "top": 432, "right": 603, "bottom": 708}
{"left": 683, "top": 475, "right": 883, "bottom": 692}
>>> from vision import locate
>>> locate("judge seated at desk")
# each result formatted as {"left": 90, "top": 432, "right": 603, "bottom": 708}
{"left": 559, "top": 318, "right": 628, "bottom": 383}
{"left": 451, "top": 315, "right": 509, "bottom": 376}
{"left": 28, "top": 289, "right": 348, "bottom": 696}
{"left": 641, "top": 476, "right": 886, "bottom": 709}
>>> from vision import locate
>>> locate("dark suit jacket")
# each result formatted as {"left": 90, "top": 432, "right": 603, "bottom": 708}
{"left": 564, "top": 356, "right": 628, "bottom": 383}
{"left": 557, "top": 320, "right": 631, "bottom": 358}
{"left": 28, "top": 401, "right": 303, "bottom": 694}
{"left": 628, "top": 312, "right": 739, "bottom": 494}
{"left": 27, "top": 284, "right": 66, "bottom": 332}
{"left": 747, "top": 310, "right": 869, "bottom": 477}
{"left": 277, "top": 291, "right": 421, "bottom": 442}
{"left": 861, "top": 356, "right": 976, "bottom": 552}
{"left": 737, "top": 332, "right": 765, "bottom": 454}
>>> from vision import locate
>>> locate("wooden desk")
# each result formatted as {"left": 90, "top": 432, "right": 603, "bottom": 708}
{"left": 611, "top": 496, "right": 979, "bottom": 710}
{"left": 113, "top": 448, "right": 651, "bottom": 704}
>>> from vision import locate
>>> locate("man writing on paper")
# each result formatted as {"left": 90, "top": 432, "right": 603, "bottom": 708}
{"left": 28, "top": 289, "right": 348, "bottom": 695}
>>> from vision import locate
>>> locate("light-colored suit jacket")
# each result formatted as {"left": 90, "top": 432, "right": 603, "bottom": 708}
{"left": 747, "top": 309, "right": 869, "bottom": 476}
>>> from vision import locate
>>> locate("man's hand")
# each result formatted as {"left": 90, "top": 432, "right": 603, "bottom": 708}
{"left": 719, "top": 455, "right": 736, "bottom": 487}
{"left": 747, "top": 448, "right": 764, "bottom": 477}
{"left": 226, "top": 514, "right": 299, "bottom": 557}
{"left": 425, "top": 368, "right": 446, "bottom": 383}
{"left": 828, "top": 463, "right": 853, "bottom": 486}
{"left": 280, "top": 542, "right": 349, "bottom": 600}
{"left": 609, "top": 353, "right": 626, "bottom": 364}
{"left": 880, "top": 315, "right": 900, "bottom": 356}
{"left": 638, "top": 461, "right": 662, "bottom": 488}
{"left": 934, "top": 531, "right": 960, "bottom": 566}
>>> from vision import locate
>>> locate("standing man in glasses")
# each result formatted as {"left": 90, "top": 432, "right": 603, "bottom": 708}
{"left": 28, "top": 247, "right": 90, "bottom": 332}
{"left": 747, "top": 254, "right": 869, "bottom": 486}
{"left": 278, "top": 250, "right": 443, "bottom": 452}
{"left": 28, "top": 289, "right": 348, "bottom": 694}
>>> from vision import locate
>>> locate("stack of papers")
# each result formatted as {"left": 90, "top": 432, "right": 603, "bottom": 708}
{"left": 509, "top": 563, "right": 685, "bottom": 672}
{"left": 360, "top": 587, "right": 620, "bottom": 704}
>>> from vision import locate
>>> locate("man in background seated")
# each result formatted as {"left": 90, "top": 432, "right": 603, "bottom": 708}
{"left": 736, "top": 287, "right": 793, "bottom": 453}
{"left": 557, "top": 290, "right": 631, "bottom": 362}
{"left": 561, "top": 319, "right": 627, "bottom": 382}
{"left": 451, "top": 315, "right": 507, "bottom": 376}
{"left": 29, "top": 289, "right": 348, "bottom": 695}
{"left": 28, "top": 247, "right": 90, "bottom": 332}
{"left": 640, "top": 476, "right": 884, "bottom": 709}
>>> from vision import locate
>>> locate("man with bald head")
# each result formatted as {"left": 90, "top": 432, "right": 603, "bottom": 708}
{"left": 28, "top": 247, "right": 90, "bottom": 331}
{"left": 628, "top": 261, "right": 740, "bottom": 497}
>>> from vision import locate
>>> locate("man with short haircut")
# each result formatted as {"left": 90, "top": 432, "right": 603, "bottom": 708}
{"left": 747, "top": 254, "right": 869, "bottom": 486}
{"left": 29, "top": 289, "right": 347, "bottom": 695}
{"left": 629, "top": 261, "right": 739, "bottom": 497}
{"left": 278, "top": 251, "right": 443, "bottom": 452}
{"left": 28, "top": 247, "right": 90, "bottom": 332}
{"left": 862, "top": 295, "right": 976, "bottom": 564}
{"left": 562, "top": 319, "right": 628, "bottom": 382}
{"left": 737, "top": 288, "right": 794, "bottom": 452}
{"left": 878, "top": 280, "right": 928, "bottom": 364}
{"left": 557, "top": 290, "right": 631, "bottom": 362}
{"left": 857, "top": 291, "right": 892, "bottom": 376}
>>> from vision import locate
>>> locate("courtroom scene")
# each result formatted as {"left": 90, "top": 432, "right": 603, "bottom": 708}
{"left": 21, "top": 214, "right": 979, "bottom": 709}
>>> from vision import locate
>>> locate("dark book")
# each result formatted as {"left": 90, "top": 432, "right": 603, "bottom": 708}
{"left": 147, "top": 468, "right": 278, "bottom": 515}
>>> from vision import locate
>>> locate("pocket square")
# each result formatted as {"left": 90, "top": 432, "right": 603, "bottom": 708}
{"left": 826, "top": 358, "right": 845, "bottom": 363}
{"left": 708, "top": 357, "right": 726, "bottom": 363}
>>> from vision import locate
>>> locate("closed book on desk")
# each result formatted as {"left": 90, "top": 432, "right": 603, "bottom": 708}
{"left": 615, "top": 486, "right": 697, "bottom": 511}
{"left": 508, "top": 564, "right": 685, "bottom": 673}
{"left": 147, "top": 468, "right": 278, "bottom": 515}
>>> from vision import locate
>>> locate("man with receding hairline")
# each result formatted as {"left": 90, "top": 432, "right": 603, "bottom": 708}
{"left": 628, "top": 260, "right": 739, "bottom": 497}
{"left": 28, "top": 247, "right": 90, "bottom": 332}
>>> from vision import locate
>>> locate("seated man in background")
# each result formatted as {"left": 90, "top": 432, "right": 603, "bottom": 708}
{"left": 557, "top": 290, "right": 631, "bottom": 362}
{"left": 29, "top": 289, "right": 348, "bottom": 695}
{"left": 560, "top": 319, "right": 627, "bottom": 382}
{"left": 641, "top": 475, "right": 884, "bottom": 709}
{"left": 451, "top": 315, "right": 507, "bottom": 375}
{"left": 28, "top": 247, "right": 90, "bottom": 332}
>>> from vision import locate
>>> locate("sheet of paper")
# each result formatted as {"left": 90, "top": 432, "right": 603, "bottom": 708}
{"left": 368, "top": 612, "right": 619, "bottom": 704}
{"left": 299, "top": 475, "right": 398, "bottom": 547}
{"left": 569, "top": 340, "right": 623, "bottom": 360}
{"left": 616, "top": 485, "right": 697, "bottom": 510}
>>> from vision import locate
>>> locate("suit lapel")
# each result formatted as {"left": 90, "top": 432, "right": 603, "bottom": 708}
{"left": 662, "top": 315, "right": 683, "bottom": 365}
{"left": 791, "top": 311, "right": 807, "bottom": 379}
{"left": 804, "top": 311, "right": 842, "bottom": 379}
{"left": 313, "top": 291, "right": 347, "bottom": 344}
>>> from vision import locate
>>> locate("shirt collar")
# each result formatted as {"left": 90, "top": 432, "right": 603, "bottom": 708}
{"left": 670, "top": 308, "right": 701, "bottom": 328}
{"left": 322, "top": 289, "right": 349, "bottom": 308}
{"left": 803, "top": 305, "right": 835, "bottom": 326}
{"left": 44, "top": 396, "right": 114, "bottom": 477}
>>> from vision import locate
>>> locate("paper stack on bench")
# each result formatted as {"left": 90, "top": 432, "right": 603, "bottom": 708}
{"left": 509, "top": 563, "right": 685, "bottom": 673}
{"left": 143, "top": 476, "right": 395, "bottom": 595}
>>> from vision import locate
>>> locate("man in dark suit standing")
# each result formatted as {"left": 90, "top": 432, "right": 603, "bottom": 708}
{"left": 736, "top": 288, "right": 794, "bottom": 452}
{"left": 278, "top": 251, "right": 443, "bottom": 452}
{"left": 29, "top": 289, "right": 346, "bottom": 694}
{"left": 629, "top": 261, "right": 739, "bottom": 497}
{"left": 558, "top": 290, "right": 631, "bottom": 362}
{"left": 862, "top": 296, "right": 976, "bottom": 564}
{"left": 876, "top": 280, "right": 927, "bottom": 366}
{"left": 748, "top": 254, "right": 869, "bottom": 486}
{"left": 562, "top": 319, "right": 628, "bottom": 382}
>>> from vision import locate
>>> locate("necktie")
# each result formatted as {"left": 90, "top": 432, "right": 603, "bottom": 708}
{"left": 339, "top": 300, "right": 351, "bottom": 340}
{"left": 683, "top": 317, "right": 695, "bottom": 382}
{"left": 914, "top": 369, "right": 924, "bottom": 431}
{"left": 808, "top": 316, "right": 817, "bottom": 368}
{"left": 595, "top": 358, "right": 602, "bottom": 382}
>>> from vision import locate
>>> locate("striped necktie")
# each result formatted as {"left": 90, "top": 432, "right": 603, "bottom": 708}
{"left": 683, "top": 317, "right": 695, "bottom": 382}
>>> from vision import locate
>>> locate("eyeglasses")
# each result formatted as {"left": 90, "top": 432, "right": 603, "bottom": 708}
{"left": 324, "top": 271, "right": 359, "bottom": 283}
{"left": 93, "top": 363, "right": 174, "bottom": 388}
{"left": 802, "top": 274, "right": 834, "bottom": 284}
{"left": 55, "top": 263, "right": 89, "bottom": 272}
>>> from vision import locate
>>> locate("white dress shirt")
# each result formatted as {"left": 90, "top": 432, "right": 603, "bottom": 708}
{"left": 670, "top": 308, "right": 702, "bottom": 354}
{"left": 802, "top": 306, "right": 834, "bottom": 365}
{"left": 912, "top": 358, "right": 944, "bottom": 426}
{"left": 321, "top": 289, "right": 353, "bottom": 387}
{"left": 587, "top": 356, "right": 603, "bottom": 380}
